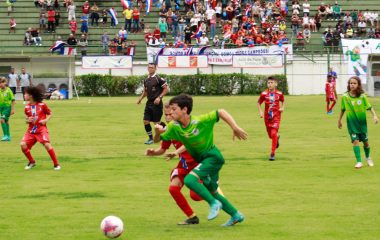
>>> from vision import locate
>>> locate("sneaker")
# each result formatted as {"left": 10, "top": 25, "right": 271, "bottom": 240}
{"left": 354, "top": 162, "right": 363, "bottom": 169}
{"left": 366, "top": 158, "right": 374, "bottom": 167}
{"left": 208, "top": 200, "right": 222, "bottom": 220}
{"left": 177, "top": 216, "right": 199, "bottom": 225}
{"left": 25, "top": 162, "right": 36, "bottom": 170}
{"left": 1, "top": 136, "right": 8, "bottom": 141}
{"left": 144, "top": 139, "right": 154, "bottom": 145}
{"left": 269, "top": 153, "right": 275, "bottom": 161}
{"left": 54, "top": 165, "right": 61, "bottom": 170}
{"left": 222, "top": 211, "right": 245, "bottom": 227}
{"left": 327, "top": 110, "right": 333, "bottom": 115}
{"left": 276, "top": 135, "right": 280, "bottom": 149}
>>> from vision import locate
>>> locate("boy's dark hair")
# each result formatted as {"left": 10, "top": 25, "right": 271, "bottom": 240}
{"left": 169, "top": 94, "right": 193, "bottom": 114}
{"left": 267, "top": 76, "right": 277, "bottom": 82}
{"left": 347, "top": 76, "right": 364, "bottom": 96}
{"left": 24, "top": 86, "right": 44, "bottom": 103}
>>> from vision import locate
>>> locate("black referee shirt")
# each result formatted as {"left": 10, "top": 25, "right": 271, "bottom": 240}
{"left": 144, "top": 74, "right": 167, "bottom": 102}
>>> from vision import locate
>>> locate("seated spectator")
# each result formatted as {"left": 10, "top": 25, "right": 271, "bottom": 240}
{"left": 318, "top": 3, "right": 327, "bottom": 19}
{"left": 309, "top": 17, "right": 316, "bottom": 32}
{"left": 67, "top": 33, "right": 77, "bottom": 46}
{"left": 6, "top": 0, "right": 14, "bottom": 16}
{"left": 323, "top": 29, "right": 333, "bottom": 47}
{"left": 325, "top": 5, "right": 333, "bottom": 20}
{"left": 302, "top": 13, "right": 309, "bottom": 28}
{"left": 375, "top": 28, "right": 380, "bottom": 39}
{"left": 213, "top": 35, "right": 220, "bottom": 47}
{"left": 296, "top": 31, "right": 305, "bottom": 50}
{"left": 303, "top": 25, "right": 311, "bottom": 43}
{"left": 80, "top": 13, "right": 89, "bottom": 34}
{"left": 158, "top": 38, "right": 166, "bottom": 48}
{"left": 332, "top": 2, "right": 342, "bottom": 21}
{"left": 9, "top": 18, "right": 16, "bottom": 34}
{"left": 358, "top": 20, "right": 366, "bottom": 35}
{"left": 24, "top": 29, "right": 33, "bottom": 46}
{"left": 118, "top": 27, "right": 128, "bottom": 41}
{"left": 345, "top": 24, "right": 354, "bottom": 38}
{"left": 367, "top": 28, "right": 376, "bottom": 38}
{"left": 30, "top": 28, "right": 43, "bottom": 46}
{"left": 198, "top": 32, "right": 209, "bottom": 45}
{"left": 39, "top": 12, "right": 46, "bottom": 32}
{"left": 140, "top": 19, "right": 145, "bottom": 31}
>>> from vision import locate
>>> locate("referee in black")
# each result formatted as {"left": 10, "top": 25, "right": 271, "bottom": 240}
{"left": 137, "top": 63, "right": 169, "bottom": 144}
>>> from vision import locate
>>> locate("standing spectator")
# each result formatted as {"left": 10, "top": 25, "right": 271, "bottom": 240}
{"left": 53, "top": 0, "right": 60, "bottom": 9}
{"left": 332, "top": 2, "right": 341, "bottom": 21}
{"left": 101, "top": 31, "right": 110, "bottom": 55}
{"left": 80, "top": 13, "right": 89, "bottom": 34}
{"left": 132, "top": 7, "right": 140, "bottom": 33}
{"left": 153, "top": 26, "right": 161, "bottom": 40}
{"left": 6, "top": 0, "right": 14, "bottom": 16}
{"left": 302, "top": 0, "right": 310, "bottom": 16}
{"left": 123, "top": 7, "right": 133, "bottom": 32}
{"left": 67, "top": 33, "right": 77, "bottom": 46}
{"left": 198, "top": 32, "right": 209, "bottom": 45}
{"left": 210, "top": 13, "right": 216, "bottom": 39}
{"left": 102, "top": 9, "right": 108, "bottom": 26}
{"left": 136, "top": 63, "right": 169, "bottom": 145}
{"left": 159, "top": 18, "right": 168, "bottom": 41}
{"left": 47, "top": 7, "right": 56, "bottom": 33}
{"left": 69, "top": 18, "right": 77, "bottom": 34}
{"left": 315, "top": 13, "right": 322, "bottom": 32}
{"left": 78, "top": 34, "right": 88, "bottom": 56}
{"left": 54, "top": 10, "right": 60, "bottom": 27}
{"left": 67, "top": 3, "right": 76, "bottom": 21}
{"left": 90, "top": 3, "right": 100, "bottom": 27}
{"left": 7, "top": 67, "right": 18, "bottom": 95}
{"left": 9, "top": 18, "right": 16, "bottom": 34}
{"left": 82, "top": 0, "right": 90, "bottom": 15}
{"left": 18, "top": 67, "right": 33, "bottom": 102}
{"left": 291, "top": 14, "right": 300, "bottom": 36}
{"left": 39, "top": 12, "right": 46, "bottom": 32}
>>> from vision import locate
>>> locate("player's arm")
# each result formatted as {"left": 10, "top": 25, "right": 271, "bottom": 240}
{"left": 10, "top": 99, "right": 15, "bottom": 115}
{"left": 218, "top": 109, "right": 247, "bottom": 140}
{"left": 257, "top": 101, "right": 264, "bottom": 118}
{"left": 165, "top": 145, "right": 186, "bottom": 161}
{"left": 153, "top": 123, "right": 166, "bottom": 143}
{"left": 154, "top": 84, "right": 169, "bottom": 105}
{"left": 145, "top": 146, "right": 166, "bottom": 156}
{"left": 39, "top": 113, "right": 52, "bottom": 125}
{"left": 338, "top": 110, "right": 345, "bottom": 129}
{"left": 369, "top": 107, "right": 379, "bottom": 124}
{"left": 280, "top": 100, "right": 285, "bottom": 112}
{"left": 136, "top": 87, "right": 147, "bottom": 104}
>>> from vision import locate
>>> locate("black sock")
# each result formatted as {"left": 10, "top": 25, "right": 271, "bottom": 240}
{"left": 144, "top": 124, "right": 153, "bottom": 140}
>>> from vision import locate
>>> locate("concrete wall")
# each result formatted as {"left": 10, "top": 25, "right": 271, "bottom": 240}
{"left": 75, "top": 55, "right": 349, "bottom": 95}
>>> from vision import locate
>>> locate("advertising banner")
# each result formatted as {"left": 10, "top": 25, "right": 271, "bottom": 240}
{"left": 82, "top": 56, "right": 133, "bottom": 69}
{"left": 157, "top": 56, "right": 208, "bottom": 68}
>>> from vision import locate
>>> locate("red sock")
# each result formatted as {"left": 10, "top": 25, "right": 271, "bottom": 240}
{"left": 271, "top": 129, "right": 278, "bottom": 155}
{"left": 169, "top": 185, "right": 194, "bottom": 217}
{"left": 190, "top": 190, "right": 203, "bottom": 201}
{"left": 326, "top": 102, "right": 330, "bottom": 112}
{"left": 47, "top": 148, "right": 59, "bottom": 166}
{"left": 22, "top": 148, "right": 35, "bottom": 163}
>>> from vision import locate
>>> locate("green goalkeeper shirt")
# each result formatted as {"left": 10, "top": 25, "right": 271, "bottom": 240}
{"left": 341, "top": 92, "right": 372, "bottom": 134}
{"left": 0, "top": 87, "right": 15, "bottom": 107}
{"left": 161, "top": 111, "right": 219, "bottom": 163}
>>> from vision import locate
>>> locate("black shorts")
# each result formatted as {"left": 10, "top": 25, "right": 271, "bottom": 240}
{"left": 144, "top": 102, "right": 163, "bottom": 122}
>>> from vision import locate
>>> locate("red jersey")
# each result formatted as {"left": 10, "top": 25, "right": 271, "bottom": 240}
{"left": 24, "top": 102, "right": 51, "bottom": 134}
{"left": 161, "top": 140, "right": 198, "bottom": 171}
{"left": 258, "top": 89, "right": 285, "bottom": 122}
{"left": 325, "top": 82, "right": 336, "bottom": 101}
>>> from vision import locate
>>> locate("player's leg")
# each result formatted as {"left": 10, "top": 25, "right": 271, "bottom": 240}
{"left": 38, "top": 130, "right": 60, "bottom": 169}
{"left": 1, "top": 117, "right": 7, "bottom": 140}
{"left": 21, "top": 134, "right": 37, "bottom": 169}
{"left": 352, "top": 138, "right": 363, "bottom": 168}
{"left": 270, "top": 127, "right": 279, "bottom": 158}
{"left": 328, "top": 100, "right": 336, "bottom": 113}
{"left": 362, "top": 135, "right": 374, "bottom": 166}
{"left": 143, "top": 104, "right": 153, "bottom": 144}
{"left": 169, "top": 173, "right": 199, "bottom": 225}
{"left": 0, "top": 106, "right": 11, "bottom": 141}
{"left": 326, "top": 100, "right": 330, "bottom": 113}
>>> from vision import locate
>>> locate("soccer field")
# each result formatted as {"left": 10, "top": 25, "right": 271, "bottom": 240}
{"left": 1, "top": 96, "right": 380, "bottom": 240}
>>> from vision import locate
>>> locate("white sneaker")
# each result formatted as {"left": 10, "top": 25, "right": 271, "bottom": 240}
{"left": 24, "top": 163, "right": 36, "bottom": 170}
{"left": 54, "top": 165, "right": 61, "bottom": 170}
{"left": 366, "top": 158, "right": 374, "bottom": 167}
{"left": 354, "top": 162, "right": 363, "bottom": 169}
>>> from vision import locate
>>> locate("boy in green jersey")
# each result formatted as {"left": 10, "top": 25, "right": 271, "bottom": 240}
{"left": 157, "top": 94, "right": 248, "bottom": 226}
{"left": 338, "top": 76, "right": 378, "bottom": 169}
{"left": 0, "top": 77, "right": 15, "bottom": 141}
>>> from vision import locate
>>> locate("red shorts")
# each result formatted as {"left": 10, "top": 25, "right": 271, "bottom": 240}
{"left": 326, "top": 96, "right": 336, "bottom": 102}
{"left": 22, "top": 129, "right": 50, "bottom": 149}
{"left": 265, "top": 118, "right": 281, "bottom": 129}
{"left": 170, "top": 160, "right": 198, "bottom": 184}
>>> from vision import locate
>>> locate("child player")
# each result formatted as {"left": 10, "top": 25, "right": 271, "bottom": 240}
{"left": 21, "top": 86, "right": 61, "bottom": 170}
{"left": 0, "top": 77, "right": 15, "bottom": 141}
{"left": 156, "top": 94, "right": 247, "bottom": 227}
{"left": 257, "top": 76, "right": 285, "bottom": 161}
{"left": 146, "top": 104, "right": 203, "bottom": 225}
{"left": 338, "top": 76, "right": 378, "bottom": 169}
{"left": 325, "top": 74, "right": 337, "bottom": 115}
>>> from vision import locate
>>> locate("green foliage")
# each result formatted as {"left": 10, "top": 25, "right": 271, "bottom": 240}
{"left": 75, "top": 74, "right": 288, "bottom": 96}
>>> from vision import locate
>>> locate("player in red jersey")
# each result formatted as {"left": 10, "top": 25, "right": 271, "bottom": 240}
{"left": 257, "top": 76, "right": 285, "bottom": 161}
{"left": 146, "top": 104, "right": 202, "bottom": 225}
{"left": 21, "top": 86, "right": 61, "bottom": 170}
{"left": 325, "top": 74, "right": 337, "bottom": 115}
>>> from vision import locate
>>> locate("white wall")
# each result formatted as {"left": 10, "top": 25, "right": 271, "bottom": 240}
{"left": 74, "top": 55, "right": 350, "bottom": 95}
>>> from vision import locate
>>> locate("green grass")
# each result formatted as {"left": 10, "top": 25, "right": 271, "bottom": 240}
{"left": 1, "top": 96, "right": 380, "bottom": 240}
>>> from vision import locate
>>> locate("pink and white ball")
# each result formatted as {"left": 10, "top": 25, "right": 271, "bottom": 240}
{"left": 100, "top": 216, "right": 124, "bottom": 239}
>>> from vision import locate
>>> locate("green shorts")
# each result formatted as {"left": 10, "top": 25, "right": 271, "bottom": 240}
{"left": 350, "top": 132, "right": 368, "bottom": 143}
{"left": 0, "top": 106, "right": 11, "bottom": 122}
{"left": 191, "top": 146, "right": 225, "bottom": 192}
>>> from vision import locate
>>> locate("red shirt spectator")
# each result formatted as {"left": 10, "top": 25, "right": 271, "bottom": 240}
{"left": 132, "top": 8, "right": 140, "bottom": 20}
{"left": 48, "top": 9, "right": 56, "bottom": 22}
{"left": 82, "top": 1, "right": 90, "bottom": 14}
{"left": 153, "top": 27, "right": 160, "bottom": 39}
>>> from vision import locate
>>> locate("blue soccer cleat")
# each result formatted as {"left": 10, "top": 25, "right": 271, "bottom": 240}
{"left": 222, "top": 211, "right": 245, "bottom": 227}
{"left": 208, "top": 200, "right": 222, "bottom": 220}
{"left": 1, "top": 136, "right": 8, "bottom": 141}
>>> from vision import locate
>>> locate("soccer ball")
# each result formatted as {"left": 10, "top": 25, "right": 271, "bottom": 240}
{"left": 100, "top": 216, "right": 124, "bottom": 239}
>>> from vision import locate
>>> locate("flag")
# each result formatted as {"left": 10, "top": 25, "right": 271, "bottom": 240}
{"left": 63, "top": 47, "right": 77, "bottom": 56}
{"left": 244, "top": 4, "right": 251, "bottom": 16}
{"left": 146, "top": 0, "right": 152, "bottom": 13}
{"left": 223, "top": 30, "right": 231, "bottom": 41}
{"left": 126, "top": 46, "right": 135, "bottom": 56}
{"left": 191, "top": 26, "right": 202, "bottom": 39}
{"left": 186, "top": 46, "right": 193, "bottom": 55}
{"left": 50, "top": 40, "right": 65, "bottom": 53}
{"left": 108, "top": 8, "right": 119, "bottom": 25}
{"left": 120, "top": 0, "right": 131, "bottom": 9}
